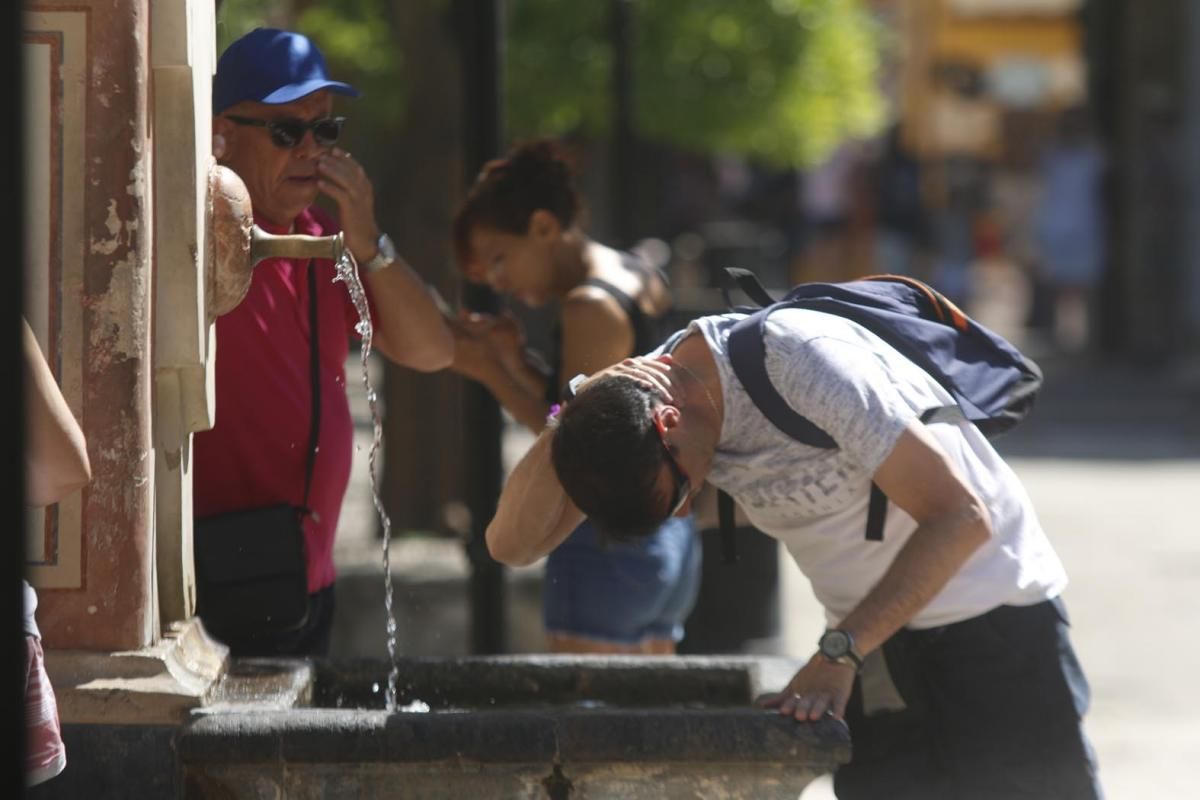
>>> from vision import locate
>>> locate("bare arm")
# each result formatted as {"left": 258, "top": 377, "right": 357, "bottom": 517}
{"left": 452, "top": 291, "right": 632, "bottom": 435}
{"left": 838, "top": 423, "right": 992, "bottom": 652}
{"left": 763, "top": 420, "right": 992, "bottom": 720}
{"left": 23, "top": 319, "right": 91, "bottom": 506}
{"left": 449, "top": 314, "right": 553, "bottom": 432}
{"left": 484, "top": 357, "right": 678, "bottom": 566}
{"left": 485, "top": 424, "right": 586, "bottom": 565}
{"left": 362, "top": 258, "right": 455, "bottom": 371}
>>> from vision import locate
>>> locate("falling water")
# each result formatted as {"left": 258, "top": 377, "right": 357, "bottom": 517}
{"left": 333, "top": 251, "right": 400, "bottom": 712}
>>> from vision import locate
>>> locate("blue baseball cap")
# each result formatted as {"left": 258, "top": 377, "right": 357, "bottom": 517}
{"left": 213, "top": 28, "right": 359, "bottom": 115}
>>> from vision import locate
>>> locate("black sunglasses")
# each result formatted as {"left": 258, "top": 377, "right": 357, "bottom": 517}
{"left": 224, "top": 115, "right": 346, "bottom": 149}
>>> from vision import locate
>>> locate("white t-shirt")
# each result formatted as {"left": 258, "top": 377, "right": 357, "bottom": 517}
{"left": 663, "top": 309, "right": 1067, "bottom": 629}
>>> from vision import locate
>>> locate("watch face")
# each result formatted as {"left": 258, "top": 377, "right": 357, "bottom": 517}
{"left": 819, "top": 630, "right": 851, "bottom": 659}
{"left": 378, "top": 234, "right": 397, "bottom": 261}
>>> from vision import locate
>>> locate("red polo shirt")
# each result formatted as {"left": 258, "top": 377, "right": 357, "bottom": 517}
{"left": 194, "top": 205, "right": 379, "bottom": 592}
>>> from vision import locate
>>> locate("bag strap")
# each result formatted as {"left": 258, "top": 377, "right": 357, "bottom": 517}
{"left": 302, "top": 260, "right": 321, "bottom": 512}
{"left": 721, "top": 268, "right": 838, "bottom": 448}
{"left": 721, "top": 267, "right": 777, "bottom": 309}
{"left": 727, "top": 312, "right": 838, "bottom": 448}
{"left": 717, "top": 490, "right": 738, "bottom": 564}
{"left": 720, "top": 268, "right": 899, "bottom": 547}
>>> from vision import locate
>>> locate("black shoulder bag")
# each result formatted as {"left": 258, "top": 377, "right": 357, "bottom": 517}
{"left": 194, "top": 260, "right": 321, "bottom": 641}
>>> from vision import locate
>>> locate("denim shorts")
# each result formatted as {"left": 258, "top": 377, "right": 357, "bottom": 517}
{"left": 835, "top": 597, "right": 1104, "bottom": 800}
{"left": 542, "top": 515, "right": 702, "bottom": 646}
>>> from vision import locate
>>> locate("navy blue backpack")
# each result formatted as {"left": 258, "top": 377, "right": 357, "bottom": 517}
{"left": 715, "top": 267, "right": 1043, "bottom": 563}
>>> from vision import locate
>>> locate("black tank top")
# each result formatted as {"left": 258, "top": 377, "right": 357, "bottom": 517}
{"left": 545, "top": 251, "right": 672, "bottom": 404}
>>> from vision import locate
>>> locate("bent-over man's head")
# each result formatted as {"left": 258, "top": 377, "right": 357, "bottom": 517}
{"left": 550, "top": 374, "right": 694, "bottom": 541}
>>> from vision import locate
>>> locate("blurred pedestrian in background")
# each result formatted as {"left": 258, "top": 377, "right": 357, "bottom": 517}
{"left": 1033, "top": 106, "right": 1107, "bottom": 354}
{"left": 871, "top": 124, "right": 928, "bottom": 278}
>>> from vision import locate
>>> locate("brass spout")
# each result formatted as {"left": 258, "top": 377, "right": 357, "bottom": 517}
{"left": 206, "top": 162, "right": 351, "bottom": 319}
{"left": 250, "top": 226, "right": 345, "bottom": 266}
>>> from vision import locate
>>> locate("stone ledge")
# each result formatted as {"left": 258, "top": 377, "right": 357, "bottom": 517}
{"left": 180, "top": 707, "right": 850, "bottom": 767}
{"left": 199, "top": 657, "right": 314, "bottom": 714}
{"left": 178, "top": 655, "right": 850, "bottom": 770}
{"left": 45, "top": 618, "right": 229, "bottom": 725}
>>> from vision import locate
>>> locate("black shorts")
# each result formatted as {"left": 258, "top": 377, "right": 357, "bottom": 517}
{"left": 835, "top": 598, "right": 1103, "bottom": 800}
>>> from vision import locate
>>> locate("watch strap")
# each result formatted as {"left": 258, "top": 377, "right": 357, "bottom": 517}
{"left": 840, "top": 647, "right": 864, "bottom": 671}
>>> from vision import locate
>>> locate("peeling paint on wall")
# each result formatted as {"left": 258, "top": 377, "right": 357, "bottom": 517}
{"left": 88, "top": 252, "right": 149, "bottom": 363}
{"left": 90, "top": 200, "right": 123, "bottom": 255}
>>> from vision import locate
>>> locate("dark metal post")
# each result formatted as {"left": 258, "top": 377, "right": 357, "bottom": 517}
{"left": 4, "top": 0, "right": 27, "bottom": 788}
{"left": 457, "top": 0, "right": 507, "bottom": 654}
{"left": 611, "top": 0, "right": 636, "bottom": 248}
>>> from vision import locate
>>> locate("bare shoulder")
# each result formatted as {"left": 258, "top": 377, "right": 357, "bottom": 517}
{"left": 560, "top": 286, "right": 636, "bottom": 369}
{"left": 562, "top": 284, "right": 629, "bottom": 330}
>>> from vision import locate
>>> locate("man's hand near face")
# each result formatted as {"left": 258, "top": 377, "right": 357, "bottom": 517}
{"left": 315, "top": 147, "right": 381, "bottom": 263}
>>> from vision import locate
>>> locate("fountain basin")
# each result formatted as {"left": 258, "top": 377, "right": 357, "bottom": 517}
{"left": 181, "top": 655, "right": 850, "bottom": 799}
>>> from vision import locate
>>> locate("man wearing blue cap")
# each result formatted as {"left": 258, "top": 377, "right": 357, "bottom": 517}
{"left": 194, "top": 28, "right": 454, "bottom": 656}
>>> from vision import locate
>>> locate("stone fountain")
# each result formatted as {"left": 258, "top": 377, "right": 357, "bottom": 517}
{"left": 21, "top": 2, "right": 849, "bottom": 798}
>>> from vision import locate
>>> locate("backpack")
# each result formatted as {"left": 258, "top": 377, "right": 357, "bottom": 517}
{"left": 714, "top": 267, "right": 1043, "bottom": 564}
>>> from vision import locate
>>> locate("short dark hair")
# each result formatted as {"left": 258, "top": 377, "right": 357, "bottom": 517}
{"left": 550, "top": 375, "right": 672, "bottom": 541}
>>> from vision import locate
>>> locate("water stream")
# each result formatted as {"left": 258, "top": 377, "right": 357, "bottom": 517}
{"left": 333, "top": 252, "right": 400, "bottom": 712}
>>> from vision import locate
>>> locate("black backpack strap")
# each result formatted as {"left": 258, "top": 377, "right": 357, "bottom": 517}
{"left": 723, "top": 274, "right": 888, "bottom": 543}
{"left": 861, "top": 407, "right": 966, "bottom": 542}
{"left": 717, "top": 490, "right": 738, "bottom": 564}
{"left": 726, "top": 312, "right": 837, "bottom": 448}
{"left": 721, "top": 267, "right": 777, "bottom": 310}
{"left": 865, "top": 484, "right": 887, "bottom": 542}
{"left": 302, "top": 260, "right": 321, "bottom": 514}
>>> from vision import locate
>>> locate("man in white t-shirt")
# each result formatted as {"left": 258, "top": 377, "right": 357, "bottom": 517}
{"left": 486, "top": 309, "right": 1102, "bottom": 799}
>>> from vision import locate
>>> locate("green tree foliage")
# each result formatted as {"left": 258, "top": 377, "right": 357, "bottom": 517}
{"left": 215, "top": 0, "right": 885, "bottom": 168}
{"left": 507, "top": 0, "right": 887, "bottom": 168}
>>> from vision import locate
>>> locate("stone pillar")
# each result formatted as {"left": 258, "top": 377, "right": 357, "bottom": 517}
{"left": 23, "top": 1, "right": 227, "bottom": 734}
{"left": 24, "top": 0, "right": 156, "bottom": 651}
{"left": 150, "top": 0, "right": 216, "bottom": 627}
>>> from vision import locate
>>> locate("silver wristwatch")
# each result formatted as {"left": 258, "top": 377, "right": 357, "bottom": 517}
{"left": 363, "top": 232, "right": 397, "bottom": 273}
